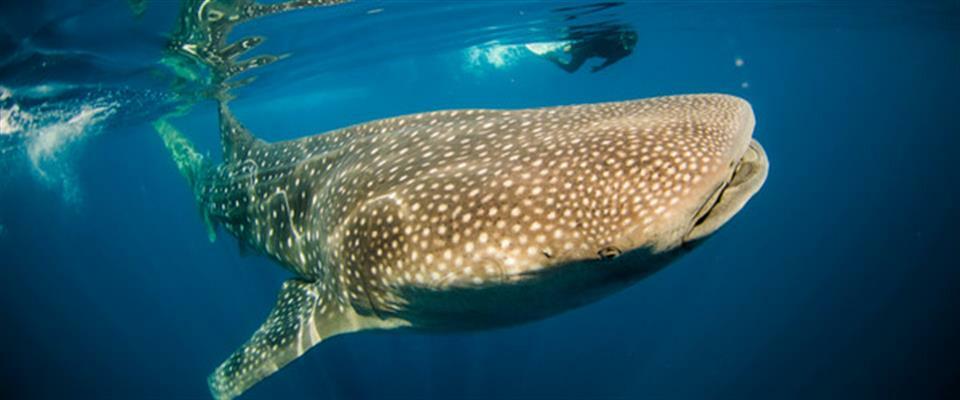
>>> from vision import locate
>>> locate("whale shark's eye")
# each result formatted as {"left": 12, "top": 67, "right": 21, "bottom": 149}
{"left": 598, "top": 247, "right": 622, "bottom": 260}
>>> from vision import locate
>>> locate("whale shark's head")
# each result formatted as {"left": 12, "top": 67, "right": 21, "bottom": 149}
{"left": 588, "top": 94, "right": 768, "bottom": 256}
{"left": 459, "top": 93, "right": 769, "bottom": 267}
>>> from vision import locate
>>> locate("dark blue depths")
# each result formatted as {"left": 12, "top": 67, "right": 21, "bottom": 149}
{"left": 0, "top": 1, "right": 958, "bottom": 399}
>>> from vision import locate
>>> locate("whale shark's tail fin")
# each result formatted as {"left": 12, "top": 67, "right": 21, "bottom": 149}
{"left": 155, "top": 118, "right": 207, "bottom": 191}
{"left": 152, "top": 99, "right": 263, "bottom": 243}
{"left": 154, "top": 117, "right": 217, "bottom": 241}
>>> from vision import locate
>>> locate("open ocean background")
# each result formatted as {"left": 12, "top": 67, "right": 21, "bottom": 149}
{"left": 1, "top": 1, "right": 958, "bottom": 398}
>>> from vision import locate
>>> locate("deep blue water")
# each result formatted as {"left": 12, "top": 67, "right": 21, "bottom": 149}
{"left": 1, "top": 1, "right": 959, "bottom": 399}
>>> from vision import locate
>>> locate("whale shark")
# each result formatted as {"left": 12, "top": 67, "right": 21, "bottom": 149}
{"left": 161, "top": 93, "right": 767, "bottom": 399}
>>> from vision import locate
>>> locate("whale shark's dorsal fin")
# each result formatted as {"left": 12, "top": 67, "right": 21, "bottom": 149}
{"left": 208, "top": 280, "right": 408, "bottom": 400}
{"left": 217, "top": 101, "right": 261, "bottom": 162}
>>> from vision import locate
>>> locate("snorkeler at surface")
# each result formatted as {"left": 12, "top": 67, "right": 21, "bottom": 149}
{"left": 537, "top": 26, "right": 638, "bottom": 73}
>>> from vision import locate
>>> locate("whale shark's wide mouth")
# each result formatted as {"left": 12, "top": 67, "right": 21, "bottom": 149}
{"left": 683, "top": 139, "right": 768, "bottom": 243}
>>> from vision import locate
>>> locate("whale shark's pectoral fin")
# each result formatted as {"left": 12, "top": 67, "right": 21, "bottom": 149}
{"left": 208, "top": 279, "right": 407, "bottom": 400}
{"left": 208, "top": 280, "right": 322, "bottom": 400}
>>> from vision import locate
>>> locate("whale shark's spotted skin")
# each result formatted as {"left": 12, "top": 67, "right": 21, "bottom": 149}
{"left": 196, "top": 94, "right": 767, "bottom": 399}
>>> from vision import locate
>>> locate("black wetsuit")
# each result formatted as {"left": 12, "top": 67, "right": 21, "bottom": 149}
{"left": 541, "top": 28, "right": 637, "bottom": 73}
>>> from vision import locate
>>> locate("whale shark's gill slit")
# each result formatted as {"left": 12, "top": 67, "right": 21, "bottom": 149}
{"left": 276, "top": 190, "right": 305, "bottom": 240}
{"left": 359, "top": 275, "right": 385, "bottom": 320}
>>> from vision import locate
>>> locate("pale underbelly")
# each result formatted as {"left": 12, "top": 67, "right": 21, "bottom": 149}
{"left": 385, "top": 245, "right": 692, "bottom": 331}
